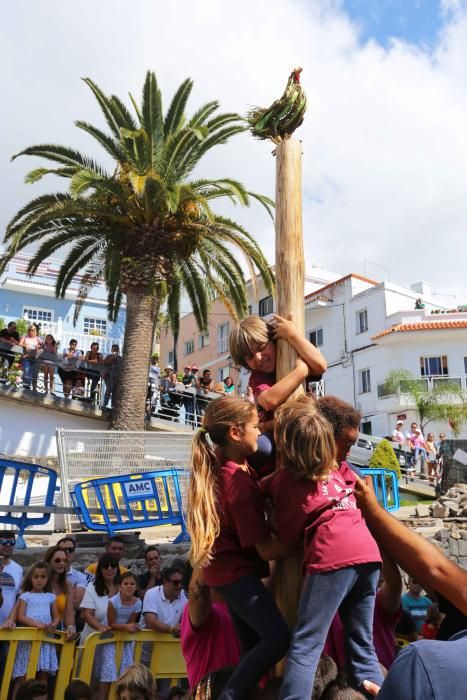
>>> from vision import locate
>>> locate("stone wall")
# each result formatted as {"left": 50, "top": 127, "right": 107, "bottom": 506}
{"left": 402, "top": 483, "right": 467, "bottom": 569}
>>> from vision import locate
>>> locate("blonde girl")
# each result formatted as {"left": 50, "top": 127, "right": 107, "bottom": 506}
{"left": 115, "top": 663, "right": 157, "bottom": 700}
{"left": 425, "top": 432, "right": 438, "bottom": 485}
{"left": 41, "top": 334, "right": 57, "bottom": 394}
{"left": 187, "top": 396, "right": 290, "bottom": 700}
{"left": 269, "top": 396, "right": 384, "bottom": 700}
{"left": 11, "top": 561, "right": 60, "bottom": 699}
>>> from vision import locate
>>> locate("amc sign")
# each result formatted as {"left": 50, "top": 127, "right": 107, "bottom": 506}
{"left": 123, "top": 479, "right": 156, "bottom": 500}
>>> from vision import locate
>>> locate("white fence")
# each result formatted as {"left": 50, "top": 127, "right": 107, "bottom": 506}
{"left": 56, "top": 429, "right": 194, "bottom": 530}
{"left": 23, "top": 318, "right": 122, "bottom": 355}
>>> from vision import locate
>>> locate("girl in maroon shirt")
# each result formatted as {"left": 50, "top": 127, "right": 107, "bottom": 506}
{"left": 271, "top": 396, "right": 384, "bottom": 700}
{"left": 187, "top": 396, "right": 290, "bottom": 700}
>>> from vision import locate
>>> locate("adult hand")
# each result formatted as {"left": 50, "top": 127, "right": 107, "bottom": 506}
{"left": 172, "top": 623, "right": 181, "bottom": 637}
{"left": 126, "top": 623, "right": 139, "bottom": 633}
{"left": 354, "top": 474, "right": 380, "bottom": 516}
{"left": 270, "top": 314, "right": 298, "bottom": 341}
{"left": 1, "top": 620, "right": 15, "bottom": 631}
{"left": 363, "top": 680, "right": 380, "bottom": 696}
{"left": 97, "top": 624, "right": 111, "bottom": 633}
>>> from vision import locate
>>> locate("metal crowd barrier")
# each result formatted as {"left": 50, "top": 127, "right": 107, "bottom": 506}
{"left": 360, "top": 467, "right": 400, "bottom": 511}
{"left": 0, "top": 458, "right": 59, "bottom": 548}
{"left": 70, "top": 468, "right": 190, "bottom": 542}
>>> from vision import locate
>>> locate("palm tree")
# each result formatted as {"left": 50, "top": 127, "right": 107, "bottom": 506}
{"left": 1, "top": 72, "right": 274, "bottom": 430}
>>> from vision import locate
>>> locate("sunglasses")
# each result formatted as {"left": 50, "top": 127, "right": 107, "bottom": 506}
{"left": 52, "top": 558, "right": 66, "bottom": 564}
{"left": 103, "top": 563, "right": 118, "bottom": 570}
{"left": 0, "top": 539, "right": 15, "bottom": 546}
{"left": 170, "top": 579, "right": 183, "bottom": 586}
{"left": 59, "top": 547, "right": 75, "bottom": 554}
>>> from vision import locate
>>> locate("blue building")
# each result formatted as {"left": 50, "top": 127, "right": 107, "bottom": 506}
{"left": 0, "top": 253, "right": 126, "bottom": 353}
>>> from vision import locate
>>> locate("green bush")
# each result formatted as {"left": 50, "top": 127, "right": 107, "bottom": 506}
{"left": 368, "top": 439, "right": 402, "bottom": 480}
{"left": 0, "top": 318, "right": 5, "bottom": 331}
{"left": 15, "top": 319, "right": 29, "bottom": 337}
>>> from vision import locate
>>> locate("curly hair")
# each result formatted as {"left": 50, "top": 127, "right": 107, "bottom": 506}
{"left": 316, "top": 396, "right": 361, "bottom": 439}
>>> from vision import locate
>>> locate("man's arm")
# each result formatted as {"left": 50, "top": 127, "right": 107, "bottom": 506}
{"left": 187, "top": 567, "right": 212, "bottom": 629}
{"left": 355, "top": 475, "right": 467, "bottom": 615}
{"left": 378, "top": 547, "right": 403, "bottom": 616}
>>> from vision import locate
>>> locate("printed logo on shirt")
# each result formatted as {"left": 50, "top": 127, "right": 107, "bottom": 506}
{"left": 0, "top": 571, "right": 16, "bottom": 590}
{"left": 322, "top": 476, "right": 356, "bottom": 511}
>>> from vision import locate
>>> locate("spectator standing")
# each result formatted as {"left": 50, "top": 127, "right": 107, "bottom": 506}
{"left": 401, "top": 578, "right": 432, "bottom": 634}
{"left": 58, "top": 340, "right": 81, "bottom": 399}
{"left": 143, "top": 566, "right": 187, "bottom": 698}
{"left": 197, "top": 369, "right": 214, "bottom": 422}
{"left": 0, "top": 531, "right": 23, "bottom": 675}
{"left": 0, "top": 321, "right": 20, "bottom": 369}
{"left": 80, "top": 555, "right": 120, "bottom": 700}
{"left": 223, "top": 376, "right": 235, "bottom": 395}
{"left": 391, "top": 420, "right": 405, "bottom": 445}
{"left": 85, "top": 536, "right": 128, "bottom": 584}
{"left": 146, "top": 355, "right": 160, "bottom": 416}
{"left": 102, "top": 344, "right": 122, "bottom": 409}
{"left": 40, "top": 334, "right": 57, "bottom": 395}
{"left": 84, "top": 342, "right": 103, "bottom": 400}
{"left": 142, "top": 565, "right": 187, "bottom": 637}
{"left": 420, "top": 603, "right": 442, "bottom": 640}
{"left": 137, "top": 547, "right": 163, "bottom": 601}
{"left": 181, "top": 365, "right": 196, "bottom": 426}
{"left": 102, "top": 572, "right": 142, "bottom": 681}
{"left": 44, "top": 547, "right": 75, "bottom": 634}
{"left": 425, "top": 432, "right": 438, "bottom": 485}
{"left": 19, "top": 324, "right": 43, "bottom": 391}
{"left": 56, "top": 536, "right": 87, "bottom": 607}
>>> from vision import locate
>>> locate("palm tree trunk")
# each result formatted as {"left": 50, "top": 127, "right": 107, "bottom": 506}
{"left": 111, "top": 289, "right": 160, "bottom": 431}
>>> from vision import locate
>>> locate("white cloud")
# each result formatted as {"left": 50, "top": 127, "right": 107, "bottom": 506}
{"left": 1, "top": 0, "right": 467, "bottom": 300}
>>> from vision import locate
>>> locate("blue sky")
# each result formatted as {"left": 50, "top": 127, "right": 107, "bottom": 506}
{"left": 343, "top": 0, "right": 447, "bottom": 46}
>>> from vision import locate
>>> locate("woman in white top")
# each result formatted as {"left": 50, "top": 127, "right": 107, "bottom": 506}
{"left": 80, "top": 554, "right": 121, "bottom": 700}
{"left": 19, "top": 324, "right": 43, "bottom": 391}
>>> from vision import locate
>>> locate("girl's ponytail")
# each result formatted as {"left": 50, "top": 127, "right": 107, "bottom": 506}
{"left": 187, "top": 396, "right": 256, "bottom": 566}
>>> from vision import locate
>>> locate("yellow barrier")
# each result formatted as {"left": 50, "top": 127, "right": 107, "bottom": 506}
{"left": 73, "top": 629, "right": 187, "bottom": 699}
{"left": 0, "top": 628, "right": 186, "bottom": 699}
{"left": 0, "top": 628, "right": 75, "bottom": 700}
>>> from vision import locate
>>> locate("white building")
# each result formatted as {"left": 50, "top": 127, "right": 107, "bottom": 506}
{"left": 305, "top": 274, "right": 467, "bottom": 437}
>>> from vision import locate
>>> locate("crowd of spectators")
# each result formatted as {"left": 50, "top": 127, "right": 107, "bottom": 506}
{"left": 0, "top": 325, "right": 237, "bottom": 424}
{"left": 391, "top": 419, "right": 449, "bottom": 487}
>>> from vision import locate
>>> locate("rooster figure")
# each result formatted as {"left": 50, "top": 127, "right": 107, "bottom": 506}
{"left": 247, "top": 68, "right": 307, "bottom": 143}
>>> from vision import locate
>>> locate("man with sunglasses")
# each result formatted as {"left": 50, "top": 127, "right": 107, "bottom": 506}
{"left": 143, "top": 565, "right": 187, "bottom": 698}
{"left": 0, "top": 531, "right": 23, "bottom": 674}
{"left": 56, "top": 536, "right": 87, "bottom": 606}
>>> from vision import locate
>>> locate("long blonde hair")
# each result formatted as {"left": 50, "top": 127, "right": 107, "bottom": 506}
{"left": 187, "top": 396, "right": 256, "bottom": 567}
{"left": 275, "top": 395, "right": 337, "bottom": 481}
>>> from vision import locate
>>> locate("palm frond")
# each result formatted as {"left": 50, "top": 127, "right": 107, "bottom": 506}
{"left": 164, "top": 78, "right": 193, "bottom": 137}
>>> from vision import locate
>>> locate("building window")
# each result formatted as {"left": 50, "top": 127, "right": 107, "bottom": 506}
{"left": 420, "top": 355, "right": 448, "bottom": 377}
{"left": 23, "top": 307, "right": 54, "bottom": 323}
{"left": 167, "top": 350, "right": 174, "bottom": 367}
{"left": 217, "top": 322, "right": 230, "bottom": 354}
{"left": 83, "top": 317, "right": 107, "bottom": 336}
{"left": 198, "top": 332, "right": 210, "bottom": 349}
{"left": 309, "top": 328, "right": 324, "bottom": 347}
{"left": 356, "top": 309, "right": 368, "bottom": 334}
{"left": 218, "top": 366, "right": 230, "bottom": 382}
{"left": 358, "top": 368, "right": 371, "bottom": 394}
{"left": 184, "top": 339, "right": 194, "bottom": 355}
{"left": 464, "top": 357, "right": 467, "bottom": 375}
{"left": 259, "top": 295, "right": 274, "bottom": 317}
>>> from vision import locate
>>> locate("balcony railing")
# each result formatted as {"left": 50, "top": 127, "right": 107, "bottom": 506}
{"left": 377, "top": 375, "right": 467, "bottom": 399}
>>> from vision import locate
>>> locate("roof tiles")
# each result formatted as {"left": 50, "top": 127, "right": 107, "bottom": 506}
{"left": 372, "top": 320, "right": 467, "bottom": 340}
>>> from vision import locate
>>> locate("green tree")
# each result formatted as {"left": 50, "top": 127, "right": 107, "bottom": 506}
{"left": 368, "top": 439, "right": 401, "bottom": 480}
{"left": 384, "top": 369, "right": 466, "bottom": 436}
{"left": 1, "top": 72, "right": 274, "bottom": 430}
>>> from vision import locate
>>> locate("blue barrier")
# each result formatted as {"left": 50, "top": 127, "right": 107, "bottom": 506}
{"left": 70, "top": 468, "right": 190, "bottom": 543}
{"left": 360, "top": 468, "right": 400, "bottom": 511}
{"left": 0, "top": 459, "right": 59, "bottom": 548}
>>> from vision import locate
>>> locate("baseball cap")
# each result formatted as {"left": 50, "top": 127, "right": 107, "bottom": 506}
{"left": 191, "top": 365, "right": 199, "bottom": 371}
{"left": 396, "top": 420, "right": 403, "bottom": 426}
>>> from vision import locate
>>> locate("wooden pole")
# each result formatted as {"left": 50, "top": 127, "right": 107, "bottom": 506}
{"left": 273, "top": 137, "right": 306, "bottom": 632}
{"left": 275, "top": 138, "right": 305, "bottom": 391}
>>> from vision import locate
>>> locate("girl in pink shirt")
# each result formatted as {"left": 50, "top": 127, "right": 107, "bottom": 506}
{"left": 187, "top": 396, "right": 290, "bottom": 700}
{"left": 271, "top": 396, "right": 384, "bottom": 700}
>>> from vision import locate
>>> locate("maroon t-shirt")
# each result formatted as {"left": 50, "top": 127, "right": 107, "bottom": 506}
{"left": 248, "top": 370, "right": 276, "bottom": 423}
{"left": 203, "top": 460, "right": 270, "bottom": 587}
{"left": 270, "top": 467, "right": 381, "bottom": 574}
